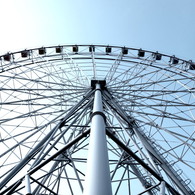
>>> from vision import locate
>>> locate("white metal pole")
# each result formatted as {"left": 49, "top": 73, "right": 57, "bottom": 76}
{"left": 25, "top": 174, "right": 32, "bottom": 195}
{"left": 83, "top": 83, "right": 112, "bottom": 195}
{"left": 160, "top": 181, "right": 165, "bottom": 195}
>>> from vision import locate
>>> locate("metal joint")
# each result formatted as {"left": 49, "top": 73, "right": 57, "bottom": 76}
{"left": 95, "top": 88, "right": 102, "bottom": 92}
{"left": 91, "top": 111, "right": 106, "bottom": 123}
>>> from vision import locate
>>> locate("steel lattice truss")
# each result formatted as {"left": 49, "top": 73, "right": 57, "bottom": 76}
{"left": 0, "top": 45, "right": 195, "bottom": 195}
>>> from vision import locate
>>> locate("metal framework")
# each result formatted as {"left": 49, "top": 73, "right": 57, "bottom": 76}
{"left": 0, "top": 45, "right": 195, "bottom": 195}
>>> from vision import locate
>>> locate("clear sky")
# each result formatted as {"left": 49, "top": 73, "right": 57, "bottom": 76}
{"left": 0, "top": 0, "right": 195, "bottom": 61}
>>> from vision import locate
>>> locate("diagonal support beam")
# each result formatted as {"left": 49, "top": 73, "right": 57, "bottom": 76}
{"left": 1, "top": 130, "right": 90, "bottom": 195}
{"left": 103, "top": 89, "right": 193, "bottom": 195}
{"left": 106, "top": 129, "right": 180, "bottom": 195}
{"left": 28, "top": 129, "right": 90, "bottom": 176}
{"left": 30, "top": 176, "right": 58, "bottom": 195}
{"left": 0, "top": 90, "right": 93, "bottom": 191}
{"left": 106, "top": 129, "right": 163, "bottom": 181}
{"left": 2, "top": 179, "right": 23, "bottom": 195}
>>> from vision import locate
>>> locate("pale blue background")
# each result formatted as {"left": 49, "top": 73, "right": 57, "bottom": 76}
{"left": 0, "top": 0, "right": 195, "bottom": 61}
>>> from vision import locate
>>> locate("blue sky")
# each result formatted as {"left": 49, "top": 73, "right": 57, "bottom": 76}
{"left": 0, "top": 0, "right": 195, "bottom": 61}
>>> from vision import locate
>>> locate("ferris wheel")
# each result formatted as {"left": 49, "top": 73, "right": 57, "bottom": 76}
{"left": 0, "top": 44, "right": 194, "bottom": 195}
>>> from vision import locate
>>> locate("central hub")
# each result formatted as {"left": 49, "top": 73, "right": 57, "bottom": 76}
{"left": 91, "top": 80, "right": 106, "bottom": 89}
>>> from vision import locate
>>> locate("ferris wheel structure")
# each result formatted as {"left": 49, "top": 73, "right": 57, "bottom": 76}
{"left": 0, "top": 44, "right": 195, "bottom": 195}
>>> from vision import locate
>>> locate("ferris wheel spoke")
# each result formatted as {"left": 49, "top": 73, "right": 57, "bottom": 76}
{"left": 0, "top": 73, "right": 86, "bottom": 90}
{"left": 107, "top": 61, "right": 160, "bottom": 88}
{"left": 108, "top": 67, "right": 192, "bottom": 95}
{"left": 105, "top": 53, "right": 123, "bottom": 82}
{"left": 159, "top": 145, "right": 195, "bottom": 171}
{"left": 2, "top": 68, "right": 85, "bottom": 89}
{"left": 62, "top": 53, "right": 90, "bottom": 86}
{"left": 0, "top": 102, "right": 64, "bottom": 124}
{"left": 139, "top": 121, "right": 194, "bottom": 153}
{"left": 109, "top": 77, "right": 193, "bottom": 93}
{"left": 106, "top": 56, "right": 151, "bottom": 86}
{"left": 0, "top": 91, "right": 84, "bottom": 105}
{"left": 115, "top": 94, "right": 194, "bottom": 115}
{"left": 0, "top": 90, "right": 85, "bottom": 121}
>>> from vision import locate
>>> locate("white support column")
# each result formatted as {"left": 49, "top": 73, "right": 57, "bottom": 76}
{"left": 160, "top": 181, "right": 165, "bottom": 195}
{"left": 83, "top": 83, "right": 112, "bottom": 195}
{"left": 25, "top": 174, "right": 32, "bottom": 195}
